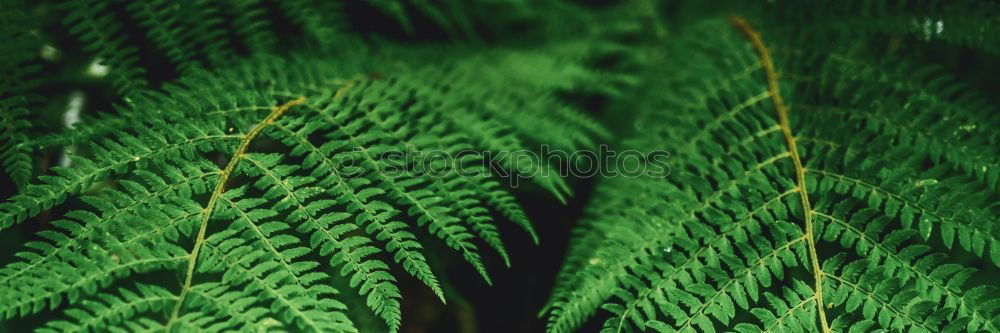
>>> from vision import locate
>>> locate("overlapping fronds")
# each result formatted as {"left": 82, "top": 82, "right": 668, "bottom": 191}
{"left": 6, "top": 0, "right": 998, "bottom": 332}
{"left": 53, "top": 0, "right": 547, "bottom": 100}
{"left": 0, "top": 27, "right": 608, "bottom": 331}
{"left": 544, "top": 13, "right": 1000, "bottom": 333}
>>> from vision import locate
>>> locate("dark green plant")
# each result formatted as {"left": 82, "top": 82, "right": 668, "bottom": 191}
{"left": 3, "top": 0, "right": 999, "bottom": 332}
{"left": 544, "top": 1, "right": 1000, "bottom": 332}
{"left": 0, "top": 0, "right": 617, "bottom": 331}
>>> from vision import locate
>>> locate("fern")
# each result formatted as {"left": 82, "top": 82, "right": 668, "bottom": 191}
{"left": 544, "top": 3, "right": 1000, "bottom": 333}
{"left": 0, "top": 51, "right": 603, "bottom": 331}
{"left": 0, "top": 1, "right": 611, "bottom": 332}
{"left": 0, "top": 0, "right": 44, "bottom": 189}
{"left": 5, "top": 0, "right": 999, "bottom": 332}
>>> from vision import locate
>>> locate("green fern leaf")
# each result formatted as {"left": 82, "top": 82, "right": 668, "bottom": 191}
{"left": 545, "top": 12, "right": 1000, "bottom": 333}
{"left": 0, "top": 10, "right": 607, "bottom": 328}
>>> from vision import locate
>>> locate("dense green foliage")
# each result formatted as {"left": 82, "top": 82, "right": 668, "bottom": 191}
{"left": 544, "top": 1, "right": 1000, "bottom": 333}
{"left": 0, "top": 0, "right": 619, "bottom": 331}
{"left": 2, "top": 0, "right": 999, "bottom": 332}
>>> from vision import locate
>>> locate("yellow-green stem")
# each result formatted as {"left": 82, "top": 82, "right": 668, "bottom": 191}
{"left": 729, "top": 15, "right": 831, "bottom": 333}
{"left": 163, "top": 97, "right": 305, "bottom": 331}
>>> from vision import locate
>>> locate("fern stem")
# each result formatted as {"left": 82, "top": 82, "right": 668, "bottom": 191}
{"left": 163, "top": 97, "right": 305, "bottom": 331}
{"left": 729, "top": 15, "right": 831, "bottom": 333}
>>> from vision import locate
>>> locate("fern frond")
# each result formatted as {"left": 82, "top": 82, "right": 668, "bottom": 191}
{"left": 183, "top": 282, "right": 283, "bottom": 332}
{"left": 276, "top": 0, "right": 348, "bottom": 48}
{"left": 225, "top": 0, "right": 278, "bottom": 53}
{"left": 125, "top": 1, "right": 204, "bottom": 74}
{"left": 0, "top": 121, "right": 239, "bottom": 230}
{"left": 194, "top": 232, "right": 352, "bottom": 332}
{"left": 0, "top": 106, "right": 32, "bottom": 188}
{"left": 267, "top": 114, "right": 444, "bottom": 305}
{"left": 218, "top": 186, "right": 348, "bottom": 325}
{"left": 1, "top": 32, "right": 607, "bottom": 330}
{"left": 813, "top": 203, "right": 1000, "bottom": 331}
{"left": 6, "top": 1, "right": 999, "bottom": 331}
{"left": 239, "top": 152, "right": 407, "bottom": 330}
{"left": 38, "top": 283, "right": 177, "bottom": 333}
{"left": 177, "top": 0, "right": 236, "bottom": 67}
{"left": 0, "top": 0, "right": 43, "bottom": 188}
{"left": 476, "top": 177, "right": 538, "bottom": 244}
{"left": 0, "top": 161, "right": 211, "bottom": 318}
{"left": 306, "top": 96, "right": 494, "bottom": 285}
{"left": 546, "top": 14, "right": 1000, "bottom": 333}
{"left": 61, "top": 0, "right": 148, "bottom": 97}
